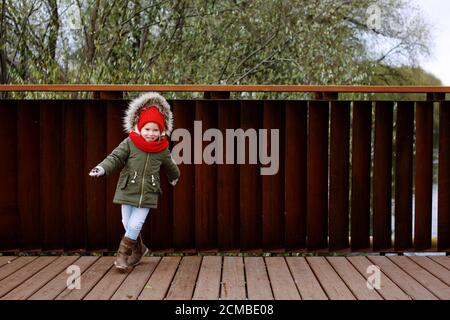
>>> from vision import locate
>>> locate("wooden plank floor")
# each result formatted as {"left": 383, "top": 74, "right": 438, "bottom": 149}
{"left": 0, "top": 255, "right": 449, "bottom": 300}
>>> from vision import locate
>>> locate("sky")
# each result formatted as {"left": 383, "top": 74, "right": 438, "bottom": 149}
{"left": 414, "top": 0, "right": 450, "bottom": 85}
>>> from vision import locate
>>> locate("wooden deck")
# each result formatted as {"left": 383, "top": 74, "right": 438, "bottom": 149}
{"left": 0, "top": 255, "right": 449, "bottom": 300}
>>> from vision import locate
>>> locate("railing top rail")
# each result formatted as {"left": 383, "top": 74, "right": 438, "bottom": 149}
{"left": 1, "top": 84, "right": 450, "bottom": 93}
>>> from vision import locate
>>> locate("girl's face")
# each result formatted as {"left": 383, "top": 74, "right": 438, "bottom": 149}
{"left": 140, "top": 122, "right": 161, "bottom": 142}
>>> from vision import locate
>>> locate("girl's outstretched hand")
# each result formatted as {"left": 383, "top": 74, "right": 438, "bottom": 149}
{"left": 169, "top": 178, "right": 178, "bottom": 186}
{"left": 89, "top": 166, "right": 105, "bottom": 177}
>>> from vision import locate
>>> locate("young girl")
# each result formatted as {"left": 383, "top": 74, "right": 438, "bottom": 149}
{"left": 89, "top": 92, "right": 180, "bottom": 271}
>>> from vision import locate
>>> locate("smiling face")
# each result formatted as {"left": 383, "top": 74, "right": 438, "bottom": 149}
{"left": 140, "top": 122, "right": 161, "bottom": 142}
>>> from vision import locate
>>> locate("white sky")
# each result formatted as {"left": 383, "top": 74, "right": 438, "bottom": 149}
{"left": 414, "top": 0, "right": 450, "bottom": 85}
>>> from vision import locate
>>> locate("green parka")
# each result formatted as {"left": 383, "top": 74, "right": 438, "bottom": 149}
{"left": 98, "top": 92, "right": 180, "bottom": 209}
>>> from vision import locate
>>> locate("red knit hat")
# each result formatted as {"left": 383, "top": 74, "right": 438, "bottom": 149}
{"left": 137, "top": 106, "right": 165, "bottom": 132}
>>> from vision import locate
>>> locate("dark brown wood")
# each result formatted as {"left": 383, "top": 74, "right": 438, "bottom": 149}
{"left": 307, "top": 101, "right": 329, "bottom": 250}
{"left": 438, "top": 101, "right": 450, "bottom": 250}
{"left": 84, "top": 101, "right": 107, "bottom": 251}
{"left": 93, "top": 91, "right": 124, "bottom": 99}
{"left": 62, "top": 101, "right": 86, "bottom": 250}
{"left": 217, "top": 100, "right": 240, "bottom": 250}
{"left": 329, "top": 101, "right": 350, "bottom": 250}
{"left": 373, "top": 101, "right": 394, "bottom": 250}
{"left": 151, "top": 103, "right": 174, "bottom": 251}
{"left": 351, "top": 101, "right": 372, "bottom": 250}
{"left": 315, "top": 92, "right": 338, "bottom": 100}
{"left": 0, "top": 95, "right": 442, "bottom": 253}
{"left": 426, "top": 92, "right": 445, "bottom": 101}
{"left": 172, "top": 100, "right": 196, "bottom": 251}
{"left": 40, "top": 101, "right": 63, "bottom": 250}
{"left": 262, "top": 101, "right": 285, "bottom": 251}
{"left": 195, "top": 100, "right": 218, "bottom": 251}
{"left": 240, "top": 101, "right": 263, "bottom": 251}
{"left": 2, "top": 84, "right": 450, "bottom": 93}
{"left": 204, "top": 91, "right": 230, "bottom": 99}
{"left": 106, "top": 100, "right": 127, "bottom": 251}
{"left": 0, "top": 100, "right": 19, "bottom": 251}
{"left": 414, "top": 101, "right": 433, "bottom": 250}
{"left": 151, "top": 170, "right": 174, "bottom": 251}
{"left": 285, "top": 101, "right": 307, "bottom": 249}
{"left": 394, "top": 101, "right": 414, "bottom": 251}
{"left": 17, "top": 101, "right": 41, "bottom": 250}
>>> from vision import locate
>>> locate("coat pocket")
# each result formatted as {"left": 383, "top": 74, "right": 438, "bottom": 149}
{"left": 119, "top": 174, "right": 130, "bottom": 190}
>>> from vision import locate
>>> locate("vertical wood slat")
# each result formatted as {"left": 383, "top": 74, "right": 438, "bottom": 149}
{"left": 84, "top": 101, "right": 107, "bottom": 251}
{"left": 438, "top": 101, "right": 450, "bottom": 250}
{"left": 285, "top": 101, "right": 307, "bottom": 249}
{"left": 217, "top": 100, "right": 240, "bottom": 250}
{"left": 150, "top": 108, "right": 172, "bottom": 251}
{"left": 373, "top": 101, "right": 393, "bottom": 250}
{"left": 0, "top": 100, "right": 19, "bottom": 250}
{"left": 17, "top": 101, "right": 41, "bottom": 250}
{"left": 151, "top": 171, "right": 174, "bottom": 251}
{"left": 351, "top": 101, "right": 372, "bottom": 250}
{"left": 262, "top": 101, "right": 285, "bottom": 251}
{"left": 62, "top": 101, "right": 86, "bottom": 250}
{"left": 172, "top": 100, "right": 196, "bottom": 251}
{"left": 106, "top": 101, "right": 127, "bottom": 251}
{"left": 307, "top": 101, "right": 329, "bottom": 250}
{"left": 394, "top": 101, "right": 414, "bottom": 251}
{"left": 415, "top": 101, "right": 433, "bottom": 250}
{"left": 195, "top": 100, "right": 218, "bottom": 251}
{"left": 0, "top": 96, "right": 441, "bottom": 253}
{"left": 40, "top": 101, "right": 63, "bottom": 250}
{"left": 240, "top": 101, "right": 263, "bottom": 251}
{"left": 329, "top": 101, "right": 350, "bottom": 250}
{"left": 151, "top": 98, "right": 175, "bottom": 252}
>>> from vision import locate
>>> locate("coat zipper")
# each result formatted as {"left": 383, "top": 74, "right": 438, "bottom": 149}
{"left": 138, "top": 154, "right": 150, "bottom": 208}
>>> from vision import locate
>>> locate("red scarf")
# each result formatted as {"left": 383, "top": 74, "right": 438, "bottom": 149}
{"left": 129, "top": 131, "right": 169, "bottom": 152}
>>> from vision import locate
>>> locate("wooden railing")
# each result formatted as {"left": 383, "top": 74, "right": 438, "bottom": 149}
{"left": 0, "top": 85, "right": 449, "bottom": 253}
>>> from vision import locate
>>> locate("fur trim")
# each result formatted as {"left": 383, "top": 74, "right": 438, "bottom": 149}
{"left": 123, "top": 92, "right": 174, "bottom": 136}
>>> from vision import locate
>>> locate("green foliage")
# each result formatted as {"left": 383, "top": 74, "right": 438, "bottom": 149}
{"left": 0, "top": 0, "right": 438, "bottom": 96}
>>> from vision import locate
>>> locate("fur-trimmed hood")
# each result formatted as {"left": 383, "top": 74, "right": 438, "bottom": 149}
{"left": 123, "top": 92, "right": 173, "bottom": 136}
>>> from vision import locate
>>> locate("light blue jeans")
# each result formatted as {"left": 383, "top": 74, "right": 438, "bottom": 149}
{"left": 121, "top": 204, "right": 150, "bottom": 240}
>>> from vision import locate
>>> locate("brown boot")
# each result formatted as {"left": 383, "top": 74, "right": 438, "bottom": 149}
{"left": 128, "top": 234, "right": 148, "bottom": 267}
{"left": 114, "top": 236, "right": 136, "bottom": 271}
